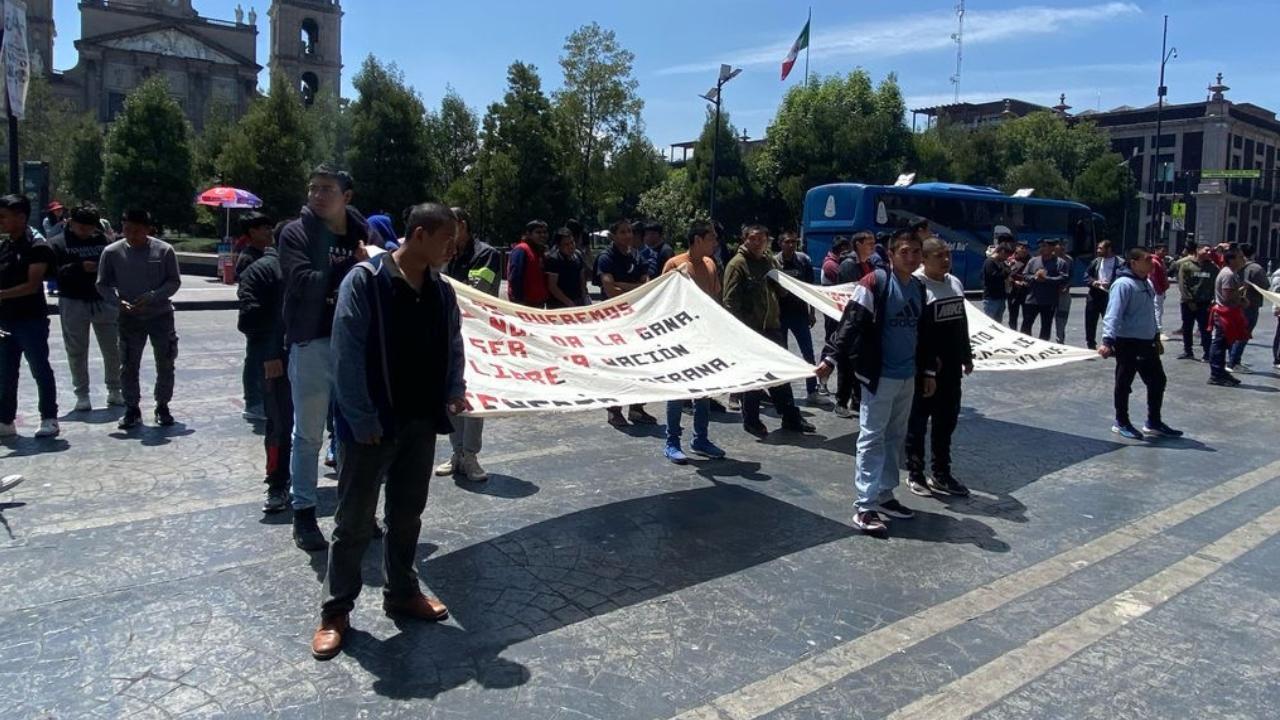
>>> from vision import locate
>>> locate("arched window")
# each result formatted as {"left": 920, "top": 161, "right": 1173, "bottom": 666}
{"left": 1227, "top": 223, "right": 1237, "bottom": 243}
{"left": 300, "top": 18, "right": 319, "bottom": 56}
{"left": 301, "top": 72, "right": 319, "bottom": 106}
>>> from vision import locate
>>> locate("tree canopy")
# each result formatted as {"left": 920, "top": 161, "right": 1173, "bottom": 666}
{"left": 101, "top": 76, "right": 196, "bottom": 229}
{"left": 216, "top": 72, "right": 313, "bottom": 221}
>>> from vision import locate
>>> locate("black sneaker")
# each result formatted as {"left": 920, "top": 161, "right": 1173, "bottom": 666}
{"left": 873, "top": 498, "right": 915, "bottom": 519}
{"left": 607, "top": 409, "right": 629, "bottom": 428}
{"left": 628, "top": 407, "right": 659, "bottom": 425}
{"left": 1176, "top": 352, "right": 1195, "bottom": 360}
{"left": 743, "top": 421, "right": 770, "bottom": 438}
{"left": 780, "top": 417, "right": 816, "bottom": 433}
{"left": 292, "top": 507, "right": 329, "bottom": 552}
{"left": 262, "top": 485, "right": 289, "bottom": 513}
{"left": 1207, "top": 375, "right": 1238, "bottom": 387}
{"left": 852, "top": 510, "right": 888, "bottom": 535}
{"left": 117, "top": 407, "right": 142, "bottom": 430}
{"left": 906, "top": 473, "right": 932, "bottom": 497}
{"left": 155, "top": 405, "right": 175, "bottom": 427}
{"left": 928, "top": 473, "right": 970, "bottom": 497}
{"left": 1142, "top": 421, "right": 1184, "bottom": 438}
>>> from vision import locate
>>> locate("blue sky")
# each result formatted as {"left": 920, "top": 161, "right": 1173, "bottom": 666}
{"left": 50, "top": 0, "right": 1280, "bottom": 153}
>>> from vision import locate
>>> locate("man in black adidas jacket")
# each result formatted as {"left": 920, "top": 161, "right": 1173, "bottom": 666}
{"left": 817, "top": 229, "right": 938, "bottom": 535}
{"left": 237, "top": 245, "right": 291, "bottom": 513}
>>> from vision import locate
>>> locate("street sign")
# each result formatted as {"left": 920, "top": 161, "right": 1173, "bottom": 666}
{"left": 1202, "top": 169, "right": 1261, "bottom": 179}
{"left": 1171, "top": 201, "right": 1186, "bottom": 220}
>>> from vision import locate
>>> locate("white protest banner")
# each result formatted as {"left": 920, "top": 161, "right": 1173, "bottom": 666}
{"left": 452, "top": 270, "right": 816, "bottom": 417}
{"left": 1249, "top": 282, "right": 1280, "bottom": 307}
{"left": 768, "top": 270, "right": 1096, "bottom": 371}
{"left": 1, "top": 0, "right": 30, "bottom": 120}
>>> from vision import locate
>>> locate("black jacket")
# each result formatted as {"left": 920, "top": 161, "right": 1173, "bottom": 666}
{"left": 278, "top": 206, "right": 369, "bottom": 345}
{"left": 821, "top": 268, "right": 938, "bottom": 394}
{"left": 55, "top": 227, "right": 111, "bottom": 302}
{"left": 236, "top": 247, "right": 286, "bottom": 360}
{"left": 1085, "top": 255, "right": 1125, "bottom": 306}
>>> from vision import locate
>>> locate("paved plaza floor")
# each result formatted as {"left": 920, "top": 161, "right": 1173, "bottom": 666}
{"left": 3, "top": 297, "right": 1280, "bottom": 719}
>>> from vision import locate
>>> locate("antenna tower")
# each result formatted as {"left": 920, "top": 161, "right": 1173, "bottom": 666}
{"left": 950, "top": 0, "right": 965, "bottom": 103}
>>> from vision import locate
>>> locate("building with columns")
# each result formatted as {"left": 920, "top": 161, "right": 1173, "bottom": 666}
{"left": 27, "top": 0, "right": 343, "bottom": 130}
{"left": 1080, "top": 75, "right": 1280, "bottom": 257}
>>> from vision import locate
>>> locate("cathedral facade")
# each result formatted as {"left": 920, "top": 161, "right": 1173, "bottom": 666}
{"left": 31, "top": 0, "right": 342, "bottom": 131}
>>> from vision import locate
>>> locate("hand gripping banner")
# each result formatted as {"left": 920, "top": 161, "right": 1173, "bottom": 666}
{"left": 768, "top": 270, "right": 1097, "bottom": 371}
{"left": 450, "top": 270, "right": 817, "bottom": 417}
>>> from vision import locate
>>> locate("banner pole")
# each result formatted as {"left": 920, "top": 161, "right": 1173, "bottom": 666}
{"left": 804, "top": 6, "right": 811, "bottom": 84}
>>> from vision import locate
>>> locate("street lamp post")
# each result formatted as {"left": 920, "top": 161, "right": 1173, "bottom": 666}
{"left": 1147, "top": 15, "right": 1177, "bottom": 245}
{"left": 700, "top": 64, "right": 742, "bottom": 221}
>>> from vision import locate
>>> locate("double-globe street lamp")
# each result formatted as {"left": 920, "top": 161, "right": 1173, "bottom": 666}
{"left": 700, "top": 64, "right": 742, "bottom": 221}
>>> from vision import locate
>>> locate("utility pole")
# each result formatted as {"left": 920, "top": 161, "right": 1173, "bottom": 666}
{"left": 1148, "top": 15, "right": 1176, "bottom": 245}
{"left": 700, "top": 64, "right": 742, "bottom": 221}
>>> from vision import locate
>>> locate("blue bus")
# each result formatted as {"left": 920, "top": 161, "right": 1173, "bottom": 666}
{"left": 801, "top": 182, "right": 1100, "bottom": 289}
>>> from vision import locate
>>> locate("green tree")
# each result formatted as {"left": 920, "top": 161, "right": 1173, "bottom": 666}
{"left": 0, "top": 74, "right": 81, "bottom": 196}
{"left": 997, "top": 111, "right": 1107, "bottom": 186}
{"left": 192, "top": 99, "right": 236, "bottom": 188}
{"left": 944, "top": 125, "right": 1005, "bottom": 187}
{"left": 637, "top": 168, "right": 697, "bottom": 244}
{"left": 429, "top": 88, "right": 479, "bottom": 192}
{"left": 1003, "top": 158, "right": 1071, "bottom": 199}
{"left": 688, "top": 107, "right": 754, "bottom": 232}
{"left": 101, "top": 76, "right": 196, "bottom": 230}
{"left": 305, "top": 88, "right": 350, "bottom": 167}
{"left": 760, "top": 71, "right": 913, "bottom": 221}
{"left": 346, "top": 56, "right": 436, "bottom": 219}
{"left": 555, "top": 22, "right": 642, "bottom": 219}
{"left": 453, "top": 62, "right": 571, "bottom": 244}
{"left": 1073, "top": 152, "right": 1136, "bottom": 241}
{"left": 216, "top": 72, "right": 312, "bottom": 220}
{"left": 910, "top": 128, "right": 953, "bottom": 182}
{"left": 62, "top": 118, "right": 105, "bottom": 204}
{"left": 600, "top": 130, "right": 666, "bottom": 222}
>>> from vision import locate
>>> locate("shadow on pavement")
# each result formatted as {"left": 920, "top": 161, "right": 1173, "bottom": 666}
{"left": 57, "top": 408, "right": 122, "bottom": 425}
{"left": 887, "top": 509, "right": 1010, "bottom": 552}
{"left": 1, "top": 437, "right": 71, "bottom": 457}
{"left": 346, "top": 483, "right": 853, "bottom": 700}
{"left": 950, "top": 410, "right": 1125, "bottom": 496}
{"left": 694, "top": 458, "right": 771, "bottom": 483}
{"left": 453, "top": 474, "right": 539, "bottom": 499}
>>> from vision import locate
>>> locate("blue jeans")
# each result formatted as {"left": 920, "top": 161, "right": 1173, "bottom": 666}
{"left": 1208, "top": 315, "right": 1230, "bottom": 379}
{"left": 0, "top": 317, "right": 58, "bottom": 423}
{"left": 666, "top": 398, "right": 709, "bottom": 445}
{"left": 779, "top": 311, "right": 818, "bottom": 394}
{"left": 983, "top": 299, "right": 1006, "bottom": 323}
{"left": 1228, "top": 306, "right": 1260, "bottom": 367}
{"left": 242, "top": 331, "right": 272, "bottom": 412}
{"left": 854, "top": 376, "right": 915, "bottom": 512}
{"left": 288, "top": 338, "right": 333, "bottom": 510}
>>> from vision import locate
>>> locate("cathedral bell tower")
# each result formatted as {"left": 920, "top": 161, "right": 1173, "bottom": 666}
{"left": 24, "top": 0, "right": 55, "bottom": 77}
{"left": 268, "top": 0, "right": 342, "bottom": 106}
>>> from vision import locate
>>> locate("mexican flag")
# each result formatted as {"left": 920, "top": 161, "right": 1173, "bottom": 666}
{"left": 781, "top": 18, "right": 810, "bottom": 81}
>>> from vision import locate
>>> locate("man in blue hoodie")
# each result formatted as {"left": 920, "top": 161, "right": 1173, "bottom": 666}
{"left": 1099, "top": 247, "right": 1182, "bottom": 440}
{"left": 278, "top": 165, "right": 370, "bottom": 551}
{"left": 311, "top": 202, "right": 465, "bottom": 661}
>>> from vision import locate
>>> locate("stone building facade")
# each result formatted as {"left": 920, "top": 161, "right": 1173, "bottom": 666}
{"left": 30, "top": 0, "right": 343, "bottom": 130}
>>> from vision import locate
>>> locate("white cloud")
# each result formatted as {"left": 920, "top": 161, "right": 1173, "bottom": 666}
{"left": 656, "top": 2, "right": 1141, "bottom": 76}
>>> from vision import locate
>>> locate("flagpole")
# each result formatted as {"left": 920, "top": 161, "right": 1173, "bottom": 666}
{"left": 804, "top": 6, "right": 811, "bottom": 84}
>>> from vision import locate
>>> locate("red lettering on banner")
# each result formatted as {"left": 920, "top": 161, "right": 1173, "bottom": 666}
{"left": 566, "top": 354, "right": 590, "bottom": 368}
{"left": 488, "top": 317, "right": 527, "bottom": 337}
{"left": 488, "top": 363, "right": 563, "bottom": 385}
{"left": 551, "top": 335, "right": 585, "bottom": 348}
{"left": 468, "top": 339, "right": 527, "bottom": 357}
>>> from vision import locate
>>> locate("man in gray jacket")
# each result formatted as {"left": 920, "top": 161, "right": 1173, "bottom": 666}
{"left": 1228, "top": 243, "right": 1267, "bottom": 374}
{"left": 96, "top": 209, "right": 181, "bottom": 430}
{"left": 311, "top": 203, "right": 465, "bottom": 661}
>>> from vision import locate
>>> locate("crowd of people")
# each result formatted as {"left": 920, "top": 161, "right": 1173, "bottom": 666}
{"left": 0, "top": 162, "right": 1274, "bottom": 661}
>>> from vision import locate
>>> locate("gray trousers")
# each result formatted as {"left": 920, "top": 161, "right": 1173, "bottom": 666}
{"left": 118, "top": 312, "right": 177, "bottom": 407}
{"left": 58, "top": 298, "right": 121, "bottom": 397}
{"left": 322, "top": 421, "right": 438, "bottom": 619}
{"left": 449, "top": 415, "right": 483, "bottom": 457}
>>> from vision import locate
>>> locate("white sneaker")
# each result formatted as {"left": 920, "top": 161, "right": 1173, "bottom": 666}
{"left": 74, "top": 395, "right": 93, "bottom": 412}
{"left": 0, "top": 422, "right": 15, "bottom": 438}
{"left": 107, "top": 389, "right": 126, "bottom": 407}
{"left": 1228, "top": 363, "right": 1252, "bottom": 375}
{"left": 460, "top": 453, "right": 488, "bottom": 482}
{"left": 35, "top": 419, "right": 60, "bottom": 438}
{"left": 435, "top": 455, "right": 460, "bottom": 476}
{"left": 0, "top": 474, "right": 23, "bottom": 494}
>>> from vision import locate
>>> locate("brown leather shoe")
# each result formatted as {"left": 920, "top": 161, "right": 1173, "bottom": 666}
{"left": 311, "top": 614, "right": 349, "bottom": 660}
{"left": 383, "top": 593, "right": 449, "bottom": 622}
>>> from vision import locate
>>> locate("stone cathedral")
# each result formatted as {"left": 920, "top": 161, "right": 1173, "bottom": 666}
{"left": 27, "top": 0, "right": 342, "bottom": 130}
